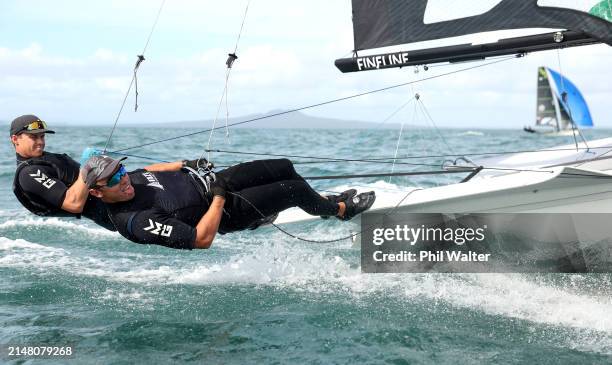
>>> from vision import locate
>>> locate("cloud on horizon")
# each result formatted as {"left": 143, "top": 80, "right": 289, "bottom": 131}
{"left": 1, "top": 1, "right": 611, "bottom": 128}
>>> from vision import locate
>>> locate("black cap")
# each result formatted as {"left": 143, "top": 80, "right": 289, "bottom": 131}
{"left": 10, "top": 114, "right": 55, "bottom": 136}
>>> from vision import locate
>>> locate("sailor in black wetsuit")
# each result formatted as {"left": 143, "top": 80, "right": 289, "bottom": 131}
{"left": 84, "top": 155, "right": 376, "bottom": 250}
{"left": 10, "top": 115, "right": 115, "bottom": 230}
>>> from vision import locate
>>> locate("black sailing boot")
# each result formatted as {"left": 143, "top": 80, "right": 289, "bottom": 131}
{"left": 337, "top": 191, "right": 376, "bottom": 221}
{"left": 320, "top": 189, "right": 357, "bottom": 220}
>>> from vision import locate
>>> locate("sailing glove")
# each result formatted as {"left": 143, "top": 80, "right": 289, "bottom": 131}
{"left": 209, "top": 175, "right": 228, "bottom": 198}
{"left": 183, "top": 158, "right": 214, "bottom": 170}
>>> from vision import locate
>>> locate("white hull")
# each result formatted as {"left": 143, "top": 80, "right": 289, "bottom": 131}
{"left": 376, "top": 166, "right": 612, "bottom": 214}
{"left": 275, "top": 138, "right": 612, "bottom": 224}
{"left": 546, "top": 129, "right": 592, "bottom": 137}
{"left": 525, "top": 129, "right": 591, "bottom": 137}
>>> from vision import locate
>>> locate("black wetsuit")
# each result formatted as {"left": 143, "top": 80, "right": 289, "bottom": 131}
{"left": 14, "top": 152, "right": 115, "bottom": 231}
{"left": 218, "top": 159, "right": 338, "bottom": 231}
{"left": 107, "top": 159, "right": 338, "bottom": 249}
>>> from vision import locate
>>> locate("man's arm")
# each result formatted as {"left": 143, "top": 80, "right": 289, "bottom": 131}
{"left": 143, "top": 161, "right": 183, "bottom": 172}
{"left": 144, "top": 158, "right": 212, "bottom": 173}
{"left": 193, "top": 196, "right": 225, "bottom": 249}
{"left": 119, "top": 170, "right": 226, "bottom": 249}
{"left": 61, "top": 175, "right": 90, "bottom": 213}
{"left": 64, "top": 157, "right": 115, "bottom": 213}
{"left": 120, "top": 202, "right": 225, "bottom": 249}
{"left": 18, "top": 165, "right": 88, "bottom": 214}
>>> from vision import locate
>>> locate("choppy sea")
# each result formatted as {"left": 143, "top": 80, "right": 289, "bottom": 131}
{"left": 1, "top": 126, "right": 611, "bottom": 364}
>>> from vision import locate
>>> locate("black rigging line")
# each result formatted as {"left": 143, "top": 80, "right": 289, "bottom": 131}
{"left": 107, "top": 142, "right": 612, "bottom": 184}
{"left": 378, "top": 97, "right": 416, "bottom": 126}
{"left": 203, "top": 0, "right": 251, "bottom": 162}
{"left": 203, "top": 148, "right": 444, "bottom": 167}
{"left": 303, "top": 166, "right": 563, "bottom": 180}
{"left": 103, "top": 0, "right": 166, "bottom": 152}
{"left": 203, "top": 149, "right": 555, "bottom": 173}
{"left": 111, "top": 148, "right": 612, "bottom": 180}
{"left": 202, "top": 145, "right": 612, "bottom": 165}
{"left": 227, "top": 188, "right": 424, "bottom": 244}
{"left": 416, "top": 98, "right": 455, "bottom": 155}
{"left": 110, "top": 151, "right": 170, "bottom": 163}
{"left": 303, "top": 169, "right": 474, "bottom": 180}
{"left": 109, "top": 55, "right": 518, "bottom": 154}
{"left": 555, "top": 48, "right": 588, "bottom": 151}
{"left": 110, "top": 149, "right": 464, "bottom": 171}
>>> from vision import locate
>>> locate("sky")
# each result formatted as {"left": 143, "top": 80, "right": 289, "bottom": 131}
{"left": 1, "top": 0, "right": 611, "bottom": 128}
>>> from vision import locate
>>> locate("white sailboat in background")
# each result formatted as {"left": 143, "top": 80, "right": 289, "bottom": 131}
{"left": 276, "top": 0, "right": 612, "bottom": 225}
{"left": 524, "top": 66, "right": 594, "bottom": 136}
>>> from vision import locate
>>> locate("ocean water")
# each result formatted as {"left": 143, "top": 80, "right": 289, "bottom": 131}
{"left": 1, "top": 126, "right": 611, "bottom": 364}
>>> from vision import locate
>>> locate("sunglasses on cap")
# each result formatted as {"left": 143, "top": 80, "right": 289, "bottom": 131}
{"left": 20, "top": 120, "right": 48, "bottom": 133}
{"left": 93, "top": 165, "right": 127, "bottom": 189}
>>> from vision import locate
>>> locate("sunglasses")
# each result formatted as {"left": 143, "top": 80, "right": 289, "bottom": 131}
{"left": 20, "top": 120, "right": 48, "bottom": 132}
{"left": 93, "top": 165, "right": 127, "bottom": 189}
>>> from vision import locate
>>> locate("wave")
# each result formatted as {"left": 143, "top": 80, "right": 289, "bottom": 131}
{"left": 0, "top": 208, "right": 34, "bottom": 217}
{"left": 0, "top": 216, "right": 119, "bottom": 238}
{"left": 0, "top": 237, "right": 65, "bottom": 251}
{"left": 1, "top": 224, "right": 611, "bottom": 354}
{"left": 458, "top": 131, "right": 485, "bottom": 136}
{"left": 0, "top": 237, "right": 70, "bottom": 269}
{"left": 327, "top": 180, "right": 423, "bottom": 209}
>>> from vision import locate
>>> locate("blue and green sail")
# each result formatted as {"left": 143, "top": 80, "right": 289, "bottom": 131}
{"left": 536, "top": 66, "right": 593, "bottom": 131}
{"left": 546, "top": 67, "right": 593, "bottom": 128}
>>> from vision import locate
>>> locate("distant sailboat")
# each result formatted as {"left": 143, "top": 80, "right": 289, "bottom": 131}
{"left": 524, "top": 66, "right": 593, "bottom": 135}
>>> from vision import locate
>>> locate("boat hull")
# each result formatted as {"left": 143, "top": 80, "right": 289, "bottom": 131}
{"left": 274, "top": 166, "right": 612, "bottom": 226}
{"left": 380, "top": 167, "right": 612, "bottom": 214}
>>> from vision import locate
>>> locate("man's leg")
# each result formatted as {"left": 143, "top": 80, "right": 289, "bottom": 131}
{"left": 224, "top": 179, "right": 339, "bottom": 231}
{"left": 217, "top": 159, "right": 304, "bottom": 192}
